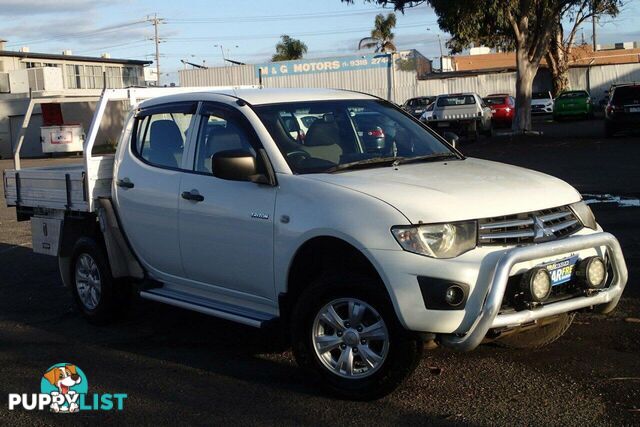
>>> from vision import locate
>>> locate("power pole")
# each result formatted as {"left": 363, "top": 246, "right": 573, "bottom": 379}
{"left": 437, "top": 34, "right": 444, "bottom": 71}
{"left": 148, "top": 14, "right": 163, "bottom": 86}
{"left": 592, "top": 0, "right": 598, "bottom": 51}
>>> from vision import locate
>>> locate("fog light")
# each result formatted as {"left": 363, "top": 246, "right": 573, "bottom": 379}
{"left": 522, "top": 267, "right": 552, "bottom": 302}
{"left": 444, "top": 285, "right": 465, "bottom": 307}
{"left": 576, "top": 256, "right": 606, "bottom": 289}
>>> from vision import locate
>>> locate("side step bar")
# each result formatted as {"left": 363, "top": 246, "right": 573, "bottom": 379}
{"left": 139, "top": 289, "right": 276, "bottom": 328}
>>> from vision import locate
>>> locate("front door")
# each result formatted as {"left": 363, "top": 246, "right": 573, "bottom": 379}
{"left": 113, "top": 102, "right": 197, "bottom": 278}
{"left": 178, "top": 102, "right": 277, "bottom": 301}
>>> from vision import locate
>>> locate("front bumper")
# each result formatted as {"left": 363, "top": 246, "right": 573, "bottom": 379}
{"left": 440, "top": 232, "right": 627, "bottom": 351}
{"left": 554, "top": 107, "right": 590, "bottom": 117}
{"left": 532, "top": 104, "right": 553, "bottom": 114}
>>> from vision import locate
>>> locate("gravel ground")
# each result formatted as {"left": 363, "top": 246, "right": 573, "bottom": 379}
{"left": 0, "top": 118, "right": 638, "bottom": 426}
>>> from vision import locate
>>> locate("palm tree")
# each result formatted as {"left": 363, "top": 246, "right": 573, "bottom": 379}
{"left": 359, "top": 13, "right": 397, "bottom": 53}
{"left": 272, "top": 35, "right": 308, "bottom": 62}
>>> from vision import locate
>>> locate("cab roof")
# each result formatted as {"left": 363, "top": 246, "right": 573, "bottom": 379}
{"left": 138, "top": 87, "right": 377, "bottom": 109}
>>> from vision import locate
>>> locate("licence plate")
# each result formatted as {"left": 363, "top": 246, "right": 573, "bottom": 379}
{"left": 437, "top": 122, "right": 450, "bottom": 127}
{"left": 630, "top": 107, "right": 640, "bottom": 113}
{"left": 544, "top": 255, "right": 579, "bottom": 286}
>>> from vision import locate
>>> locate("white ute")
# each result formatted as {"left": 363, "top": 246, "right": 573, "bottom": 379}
{"left": 3, "top": 87, "right": 628, "bottom": 400}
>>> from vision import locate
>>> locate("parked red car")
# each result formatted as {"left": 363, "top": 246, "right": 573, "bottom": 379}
{"left": 483, "top": 94, "right": 515, "bottom": 128}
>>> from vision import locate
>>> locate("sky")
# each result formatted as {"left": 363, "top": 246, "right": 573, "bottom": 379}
{"left": 0, "top": 0, "right": 639, "bottom": 84}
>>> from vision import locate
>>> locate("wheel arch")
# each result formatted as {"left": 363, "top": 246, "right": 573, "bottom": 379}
{"left": 280, "top": 235, "right": 389, "bottom": 323}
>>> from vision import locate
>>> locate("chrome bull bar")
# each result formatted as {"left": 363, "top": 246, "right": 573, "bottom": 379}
{"left": 440, "top": 232, "right": 628, "bottom": 351}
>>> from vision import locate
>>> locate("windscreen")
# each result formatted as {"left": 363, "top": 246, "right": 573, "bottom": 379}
{"left": 612, "top": 86, "right": 640, "bottom": 104}
{"left": 558, "top": 91, "right": 588, "bottom": 99}
{"left": 254, "top": 99, "right": 454, "bottom": 174}
{"left": 413, "top": 98, "right": 429, "bottom": 107}
{"left": 533, "top": 92, "right": 550, "bottom": 100}
{"left": 484, "top": 97, "right": 506, "bottom": 106}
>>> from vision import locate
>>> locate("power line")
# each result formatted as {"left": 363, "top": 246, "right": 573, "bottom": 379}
{"left": 163, "top": 23, "right": 435, "bottom": 42}
{"left": 5, "top": 20, "right": 148, "bottom": 47}
{"left": 76, "top": 40, "right": 150, "bottom": 55}
{"left": 166, "top": 6, "right": 426, "bottom": 24}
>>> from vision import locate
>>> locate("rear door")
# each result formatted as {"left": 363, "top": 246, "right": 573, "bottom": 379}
{"left": 113, "top": 101, "right": 197, "bottom": 278}
{"left": 178, "top": 101, "right": 277, "bottom": 301}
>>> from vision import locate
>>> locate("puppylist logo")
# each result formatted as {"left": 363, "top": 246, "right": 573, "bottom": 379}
{"left": 8, "top": 363, "right": 127, "bottom": 413}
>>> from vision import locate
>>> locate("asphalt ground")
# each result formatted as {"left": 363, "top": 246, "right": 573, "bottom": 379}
{"left": 0, "top": 117, "right": 638, "bottom": 426}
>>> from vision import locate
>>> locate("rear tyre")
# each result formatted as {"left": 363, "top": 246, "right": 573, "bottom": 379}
{"left": 291, "top": 276, "right": 422, "bottom": 401}
{"left": 604, "top": 122, "right": 617, "bottom": 138}
{"left": 70, "top": 237, "right": 130, "bottom": 324}
{"left": 495, "top": 313, "right": 575, "bottom": 349}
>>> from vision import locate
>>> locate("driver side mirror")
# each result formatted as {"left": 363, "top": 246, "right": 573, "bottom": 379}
{"left": 212, "top": 150, "right": 270, "bottom": 184}
{"left": 443, "top": 131, "right": 459, "bottom": 148}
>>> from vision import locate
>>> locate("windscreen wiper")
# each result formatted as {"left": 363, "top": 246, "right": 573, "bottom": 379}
{"left": 326, "top": 156, "right": 404, "bottom": 173}
{"left": 394, "top": 152, "right": 460, "bottom": 165}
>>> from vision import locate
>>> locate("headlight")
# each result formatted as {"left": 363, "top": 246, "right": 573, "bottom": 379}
{"left": 570, "top": 201, "right": 597, "bottom": 230}
{"left": 391, "top": 222, "right": 477, "bottom": 258}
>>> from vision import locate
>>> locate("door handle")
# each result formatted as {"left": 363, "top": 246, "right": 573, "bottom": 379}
{"left": 116, "top": 179, "right": 134, "bottom": 189}
{"left": 181, "top": 190, "right": 204, "bottom": 202}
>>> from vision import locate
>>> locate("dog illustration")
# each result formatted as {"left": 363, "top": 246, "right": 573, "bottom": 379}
{"left": 42, "top": 364, "right": 82, "bottom": 413}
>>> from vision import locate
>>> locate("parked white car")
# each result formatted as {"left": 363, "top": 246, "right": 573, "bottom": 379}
{"left": 532, "top": 91, "right": 554, "bottom": 114}
{"left": 4, "top": 87, "right": 628, "bottom": 401}
{"left": 426, "top": 92, "right": 493, "bottom": 140}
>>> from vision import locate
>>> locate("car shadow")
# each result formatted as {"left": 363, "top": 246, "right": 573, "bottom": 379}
{"left": 0, "top": 242, "right": 459, "bottom": 425}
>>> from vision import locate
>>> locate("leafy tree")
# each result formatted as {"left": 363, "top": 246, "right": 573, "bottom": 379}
{"left": 272, "top": 35, "right": 308, "bottom": 62}
{"left": 546, "top": 0, "right": 621, "bottom": 96}
{"left": 342, "top": 0, "right": 621, "bottom": 132}
{"left": 359, "top": 13, "right": 398, "bottom": 52}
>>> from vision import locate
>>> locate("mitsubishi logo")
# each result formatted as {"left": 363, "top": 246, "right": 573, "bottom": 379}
{"left": 533, "top": 215, "right": 554, "bottom": 242}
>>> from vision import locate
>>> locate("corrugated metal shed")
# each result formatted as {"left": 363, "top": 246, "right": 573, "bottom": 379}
{"left": 180, "top": 51, "right": 425, "bottom": 104}
{"left": 180, "top": 54, "right": 640, "bottom": 105}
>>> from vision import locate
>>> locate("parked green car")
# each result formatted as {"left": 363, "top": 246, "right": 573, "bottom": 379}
{"left": 553, "top": 90, "right": 594, "bottom": 120}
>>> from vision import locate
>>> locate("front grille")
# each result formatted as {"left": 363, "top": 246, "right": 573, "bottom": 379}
{"left": 478, "top": 206, "right": 582, "bottom": 245}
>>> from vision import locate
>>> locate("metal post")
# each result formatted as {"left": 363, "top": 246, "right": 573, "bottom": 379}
{"left": 13, "top": 98, "right": 36, "bottom": 171}
{"left": 220, "top": 45, "right": 226, "bottom": 65}
{"left": 390, "top": 52, "right": 397, "bottom": 104}
{"left": 83, "top": 91, "right": 110, "bottom": 212}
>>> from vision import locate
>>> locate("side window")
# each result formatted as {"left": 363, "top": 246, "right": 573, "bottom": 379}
{"left": 194, "top": 109, "right": 258, "bottom": 175}
{"left": 133, "top": 107, "right": 194, "bottom": 170}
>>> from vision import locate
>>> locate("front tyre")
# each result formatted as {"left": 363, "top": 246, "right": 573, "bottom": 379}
{"left": 291, "top": 278, "right": 422, "bottom": 401}
{"left": 70, "top": 237, "right": 129, "bottom": 324}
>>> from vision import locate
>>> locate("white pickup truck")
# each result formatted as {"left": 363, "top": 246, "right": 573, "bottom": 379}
{"left": 3, "top": 87, "right": 628, "bottom": 400}
{"left": 425, "top": 92, "right": 493, "bottom": 140}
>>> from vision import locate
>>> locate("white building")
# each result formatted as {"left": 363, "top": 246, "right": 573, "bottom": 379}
{"left": 0, "top": 40, "right": 152, "bottom": 158}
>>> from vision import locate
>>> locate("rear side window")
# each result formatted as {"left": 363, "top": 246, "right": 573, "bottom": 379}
{"left": 133, "top": 103, "right": 196, "bottom": 170}
{"left": 612, "top": 86, "right": 640, "bottom": 104}
{"left": 437, "top": 95, "right": 476, "bottom": 107}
